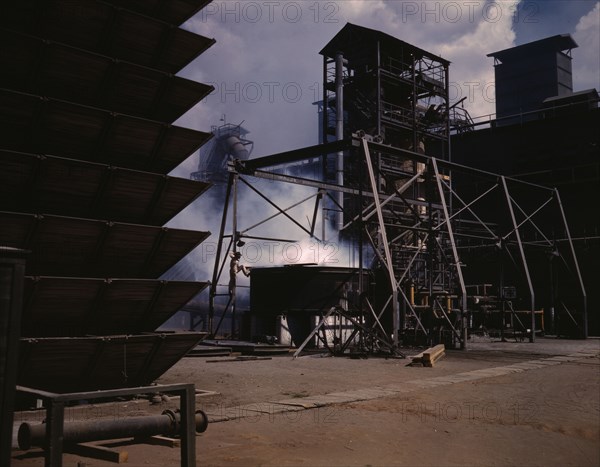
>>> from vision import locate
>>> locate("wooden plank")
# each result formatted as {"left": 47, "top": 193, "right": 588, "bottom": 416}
{"left": 408, "top": 345, "right": 445, "bottom": 367}
{"left": 135, "top": 435, "right": 180, "bottom": 448}
{"left": 206, "top": 356, "right": 272, "bottom": 363}
{"left": 423, "top": 344, "right": 445, "bottom": 362}
{"left": 423, "top": 344, "right": 445, "bottom": 367}
{"left": 65, "top": 442, "right": 128, "bottom": 463}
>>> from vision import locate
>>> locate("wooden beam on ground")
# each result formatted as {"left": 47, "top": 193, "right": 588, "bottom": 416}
{"left": 206, "top": 356, "right": 272, "bottom": 363}
{"left": 408, "top": 344, "right": 445, "bottom": 367}
{"left": 65, "top": 442, "right": 128, "bottom": 463}
{"left": 136, "top": 435, "right": 180, "bottom": 448}
{"left": 423, "top": 344, "right": 445, "bottom": 367}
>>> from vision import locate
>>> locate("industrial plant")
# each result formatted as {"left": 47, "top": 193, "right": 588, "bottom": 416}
{"left": 0, "top": 1, "right": 598, "bottom": 466}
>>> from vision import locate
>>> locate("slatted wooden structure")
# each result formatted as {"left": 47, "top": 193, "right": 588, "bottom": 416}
{"left": 0, "top": 0, "right": 215, "bottom": 392}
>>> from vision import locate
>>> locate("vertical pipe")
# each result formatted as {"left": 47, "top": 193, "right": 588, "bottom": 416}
{"left": 426, "top": 162, "right": 434, "bottom": 312}
{"left": 445, "top": 64, "right": 450, "bottom": 162}
{"left": 376, "top": 41, "right": 382, "bottom": 136}
{"left": 502, "top": 177, "right": 535, "bottom": 342}
{"left": 322, "top": 55, "right": 328, "bottom": 146}
{"left": 335, "top": 52, "right": 345, "bottom": 233}
{"left": 322, "top": 55, "right": 328, "bottom": 240}
{"left": 499, "top": 242, "right": 506, "bottom": 342}
{"left": 412, "top": 55, "right": 418, "bottom": 153}
{"left": 554, "top": 189, "right": 587, "bottom": 338}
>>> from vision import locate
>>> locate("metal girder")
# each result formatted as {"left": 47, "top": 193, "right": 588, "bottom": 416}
{"left": 343, "top": 171, "right": 422, "bottom": 230}
{"left": 238, "top": 177, "right": 321, "bottom": 240}
{"left": 502, "top": 194, "right": 554, "bottom": 245}
{"left": 243, "top": 140, "right": 351, "bottom": 170}
{"left": 17, "top": 384, "right": 199, "bottom": 467}
{"left": 501, "top": 176, "right": 536, "bottom": 342}
{"left": 554, "top": 189, "right": 588, "bottom": 337}
{"left": 365, "top": 140, "right": 555, "bottom": 191}
{"left": 434, "top": 179, "right": 498, "bottom": 239}
{"left": 236, "top": 165, "right": 443, "bottom": 211}
{"left": 210, "top": 130, "right": 587, "bottom": 351}
{"left": 361, "top": 138, "right": 399, "bottom": 347}
{"left": 208, "top": 173, "right": 234, "bottom": 334}
{"left": 432, "top": 158, "right": 467, "bottom": 348}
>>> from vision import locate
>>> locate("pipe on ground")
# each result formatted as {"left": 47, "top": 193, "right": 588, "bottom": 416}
{"left": 18, "top": 409, "right": 208, "bottom": 450}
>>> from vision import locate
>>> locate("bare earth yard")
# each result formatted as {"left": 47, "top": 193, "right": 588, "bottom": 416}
{"left": 11, "top": 338, "right": 600, "bottom": 467}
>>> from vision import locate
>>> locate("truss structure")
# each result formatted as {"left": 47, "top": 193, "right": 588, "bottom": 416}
{"left": 208, "top": 134, "right": 587, "bottom": 353}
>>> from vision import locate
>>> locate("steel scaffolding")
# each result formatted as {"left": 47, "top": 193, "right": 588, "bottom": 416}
{"left": 209, "top": 25, "right": 586, "bottom": 352}
{"left": 208, "top": 134, "right": 587, "bottom": 352}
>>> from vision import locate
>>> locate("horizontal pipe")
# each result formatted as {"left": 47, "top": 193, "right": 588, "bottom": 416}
{"left": 18, "top": 410, "right": 208, "bottom": 450}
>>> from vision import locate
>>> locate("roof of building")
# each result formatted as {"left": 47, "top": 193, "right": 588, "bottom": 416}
{"left": 487, "top": 34, "right": 578, "bottom": 60}
{"left": 543, "top": 88, "right": 600, "bottom": 105}
{"left": 320, "top": 23, "right": 450, "bottom": 66}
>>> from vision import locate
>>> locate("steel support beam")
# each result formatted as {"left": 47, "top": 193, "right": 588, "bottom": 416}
{"left": 554, "top": 189, "right": 588, "bottom": 338}
{"left": 243, "top": 140, "right": 351, "bottom": 170}
{"left": 17, "top": 384, "right": 202, "bottom": 467}
{"left": 432, "top": 158, "right": 467, "bottom": 349}
{"left": 0, "top": 248, "right": 28, "bottom": 467}
{"left": 209, "top": 173, "right": 234, "bottom": 334}
{"left": 362, "top": 138, "right": 399, "bottom": 347}
{"left": 502, "top": 177, "right": 535, "bottom": 342}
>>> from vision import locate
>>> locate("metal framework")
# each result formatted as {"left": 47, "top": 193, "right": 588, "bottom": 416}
{"left": 208, "top": 134, "right": 587, "bottom": 352}
{"left": 17, "top": 383, "right": 199, "bottom": 467}
{"left": 208, "top": 26, "right": 586, "bottom": 351}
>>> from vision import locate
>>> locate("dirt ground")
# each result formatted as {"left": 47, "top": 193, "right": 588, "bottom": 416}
{"left": 10, "top": 337, "right": 600, "bottom": 466}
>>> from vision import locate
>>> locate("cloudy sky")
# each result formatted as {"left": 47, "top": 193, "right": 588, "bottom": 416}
{"left": 170, "top": 0, "right": 599, "bottom": 174}
{"left": 161, "top": 1, "right": 598, "bottom": 320}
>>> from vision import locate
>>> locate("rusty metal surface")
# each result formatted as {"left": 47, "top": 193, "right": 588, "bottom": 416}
{"left": 0, "top": 29, "right": 213, "bottom": 123}
{"left": 0, "top": 0, "right": 215, "bottom": 395}
{"left": 1, "top": 0, "right": 215, "bottom": 74}
{"left": 21, "top": 277, "right": 208, "bottom": 337}
{"left": 0, "top": 89, "right": 212, "bottom": 174}
{"left": 0, "top": 211, "right": 210, "bottom": 278}
{"left": 0, "top": 150, "right": 211, "bottom": 225}
{"left": 102, "top": 0, "right": 213, "bottom": 26}
{"left": 17, "top": 333, "right": 205, "bottom": 392}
